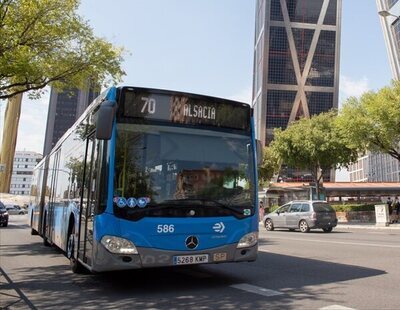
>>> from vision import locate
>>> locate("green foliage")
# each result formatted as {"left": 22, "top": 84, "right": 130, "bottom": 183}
{"left": 272, "top": 110, "right": 359, "bottom": 184}
{"left": 258, "top": 146, "right": 281, "bottom": 185}
{"left": 337, "top": 80, "right": 400, "bottom": 162}
{"left": 268, "top": 205, "right": 280, "bottom": 213}
{"left": 331, "top": 204, "right": 375, "bottom": 212}
{"left": 0, "top": 0, "right": 125, "bottom": 99}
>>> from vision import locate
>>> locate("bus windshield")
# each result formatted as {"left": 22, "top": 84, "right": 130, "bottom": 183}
{"left": 113, "top": 123, "right": 255, "bottom": 220}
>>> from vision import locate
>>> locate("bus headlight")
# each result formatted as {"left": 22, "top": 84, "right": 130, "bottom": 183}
{"left": 237, "top": 232, "right": 258, "bottom": 248}
{"left": 101, "top": 235, "right": 138, "bottom": 254}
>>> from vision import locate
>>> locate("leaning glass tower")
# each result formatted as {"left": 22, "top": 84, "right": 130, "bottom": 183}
{"left": 252, "top": 0, "right": 342, "bottom": 181}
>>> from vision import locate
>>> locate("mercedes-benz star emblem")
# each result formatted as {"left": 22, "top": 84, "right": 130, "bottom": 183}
{"left": 185, "top": 236, "right": 199, "bottom": 250}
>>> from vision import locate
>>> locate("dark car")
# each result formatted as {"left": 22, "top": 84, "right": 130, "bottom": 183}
{"left": 0, "top": 202, "right": 9, "bottom": 227}
{"left": 263, "top": 200, "right": 338, "bottom": 233}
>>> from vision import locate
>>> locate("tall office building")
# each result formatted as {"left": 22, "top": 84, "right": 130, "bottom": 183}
{"left": 253, "top": 0, "right": 342, "bottom": 181}
{"left": 377, "top": 0, "right": 400, "bottom": 79}
{"left": 43, "top": 86, "right": 98, "bottom": 156}
{"left": 348, "top": 0, "right": 400, "bottom": 182}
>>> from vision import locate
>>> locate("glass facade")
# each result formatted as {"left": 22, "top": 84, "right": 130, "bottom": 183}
{"left": 392, "top": 18, "right": 400, "bottom": 60}
{"left": 306, "top": 92, "right": 334, "bottom": 116}
{"left": 306, "top": 30, "right": 336, "bottom": 87}
{"left": 43, "top": 85, "right": 100, "bottom": 155}
{"left": 52, "top": 90, "right": 78, "bottom": 150}
{"left": 386, "top": 0, "right": 399, "bottom": 9}
{"left": 252, "top": 0, "right": 341, "bottom": 182}
{"left": 286, "top": 0, "right": 323, "bottom": 24}
{"left": 268, "top": 27, "right": 297, "bottom": 85}
{"left": 266, "top": 90, "right": 296, "bottom": 144}
{"left": 293, "top": 28, "right": 315, "bottom": 72}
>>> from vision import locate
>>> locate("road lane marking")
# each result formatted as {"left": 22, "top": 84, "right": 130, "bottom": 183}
{"left": 230, "top": 283, "right": 283, "bottom": 297}
{"left": 320, "top": 305, "right": 355, "bottom": 310}
{"left": 262, "top": 236, "right": 400, "bottom": 249}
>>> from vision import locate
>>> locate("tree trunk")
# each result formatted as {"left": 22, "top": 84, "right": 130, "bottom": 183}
{"left": 316, "top": 166, "right": 323, "bottom": 200}
{"left": 0, "top": 94, "right": 23, "bottom": 193}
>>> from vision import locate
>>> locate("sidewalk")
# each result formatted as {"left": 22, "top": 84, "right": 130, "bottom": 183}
{"left": 336, "top": 222, "right": 400, "bottom": 230}
{"left": 258, "top": 221, "right": 400, "bottom": 230}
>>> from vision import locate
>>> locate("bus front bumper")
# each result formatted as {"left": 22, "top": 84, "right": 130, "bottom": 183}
{"left": 91, "top": 242, "right": 258, "bottom": 272}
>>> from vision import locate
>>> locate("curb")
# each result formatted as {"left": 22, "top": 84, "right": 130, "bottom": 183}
{"left": 336, "top": 224, "right": 400, "bottom": 230}
{"left": 258, "top": 222, "right": 400, "bottom": 230}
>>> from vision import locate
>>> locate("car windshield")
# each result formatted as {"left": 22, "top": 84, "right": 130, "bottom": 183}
{"left": 113, "top": 123, "right": 255, "bottom": 220}
{"left": 277, "top": 205, "right": 290, "bottom": 213}
{"left": 313, "top": 202, "right": 335, "bottom": 212}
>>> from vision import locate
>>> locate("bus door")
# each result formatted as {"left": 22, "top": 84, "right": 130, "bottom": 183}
{"left": 78, "top": 134, "right": 98, "bottom": 266}
{"left": 46, "top": 149, "right": 60, "bottom": 243}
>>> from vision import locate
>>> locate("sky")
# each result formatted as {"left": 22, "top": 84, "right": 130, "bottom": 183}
{"left": 0, "top": 0, "right": 393, "bottom": 180}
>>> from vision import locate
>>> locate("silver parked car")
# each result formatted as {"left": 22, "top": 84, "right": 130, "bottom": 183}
{"left": 263, "top": 200, "right": 338, "bottom": 233}
{"left": 5, "top": 204, "right": 27, "bottom": 215}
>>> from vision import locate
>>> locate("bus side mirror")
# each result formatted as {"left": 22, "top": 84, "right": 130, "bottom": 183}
{"left": 256, "top": 139, "right": 263, "bottom": 166}
{"left": 96, "top": 100, "right": 117, "bottom": 140}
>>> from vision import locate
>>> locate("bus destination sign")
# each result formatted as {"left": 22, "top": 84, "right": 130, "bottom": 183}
{"left": 121, "top": 89, "right": 250, "bottom": 131}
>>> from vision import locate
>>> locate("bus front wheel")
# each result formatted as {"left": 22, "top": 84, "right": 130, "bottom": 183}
{"left": 67, "top": 228, "right": 85, "bottom": 274}
{"left": 42, "top": 215, "right": 51, "bottom": 246}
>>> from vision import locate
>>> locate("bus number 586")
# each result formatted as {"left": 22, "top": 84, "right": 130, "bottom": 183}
{"left": 157, "top": 224, "right": 175, "bottom": 233}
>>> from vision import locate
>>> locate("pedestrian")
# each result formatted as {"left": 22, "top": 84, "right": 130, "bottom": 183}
{"left": 258, "top": 200, "right": 264, "bottom": 222}
{"left": 394, "top": 196, "right": 400, "bottom": 223}
{"left": 387, "top": 197, "right": 393, "bottom": 215}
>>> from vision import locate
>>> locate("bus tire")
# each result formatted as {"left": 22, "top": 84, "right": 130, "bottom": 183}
{"left": 30, "top": 215, "right": 38, "bottom": 235}
{"left": 43, "top": 236, "right": 51, "bottom": 246}
{"left": 42, "top": 215, "right": 51, "bottom": 246}
{"left": 67, "top": 226, "right": 85, "bottom": 274}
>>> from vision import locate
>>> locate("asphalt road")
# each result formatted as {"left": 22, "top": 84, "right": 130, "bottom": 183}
{"left": 1, "top": 215, "right": 399, "bottom": 309}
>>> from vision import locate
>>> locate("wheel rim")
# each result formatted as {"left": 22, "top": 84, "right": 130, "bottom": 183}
{"left": 67, "top": 234, "right": 74, "bottom": 259}
{"left": 266, "top": 220, "right": 272, "bottom": 230}
{"left": 300, "top": 221, "right": 308, "bottom": 232}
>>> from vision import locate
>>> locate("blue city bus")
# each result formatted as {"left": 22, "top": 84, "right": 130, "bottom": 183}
{"left": 29, "top": 86, "right": 262, "bottom": 273}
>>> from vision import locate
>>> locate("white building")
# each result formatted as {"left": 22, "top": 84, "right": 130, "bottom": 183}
{"left": 349, "top": 153, "right": 400, "bottom": 182}
{"left": 10, "top": 151, "right": 42, "bottom": 195}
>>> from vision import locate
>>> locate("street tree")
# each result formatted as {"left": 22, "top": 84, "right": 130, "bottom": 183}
{"left": 258, "top": 146, "right": 281, "bottom": 187}
{"left": 337, "top": 81, "right": 400, "bottom": 162}
{"left": 272, "top": 111, "right": 358, "bottom": 197}
{"left": 0, "top": 0, "right": 125, "bottom": 193}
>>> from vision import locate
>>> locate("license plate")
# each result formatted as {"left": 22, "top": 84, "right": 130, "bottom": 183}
{"left": 173, "top": 254, "right": 209, "bottom": 265}
{"left": 213, "top": 252, "right": 227, "bottom": 262}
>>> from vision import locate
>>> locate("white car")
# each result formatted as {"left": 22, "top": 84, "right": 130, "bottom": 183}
{"left": 5, "top": 205, "right": 27, "bottom": 215}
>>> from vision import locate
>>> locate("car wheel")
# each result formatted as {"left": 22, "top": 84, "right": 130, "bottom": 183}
{"left": 4, "top": 221, "right": 8, "bottom": 227}
{"left": 322, "top": 227, "right": 333, "bottom": 233}
{"left": 299, "top": 220, "right": 310, "bottom": 233}
{"left": 264, "top": 219, "right": 274, "bottom": 231}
